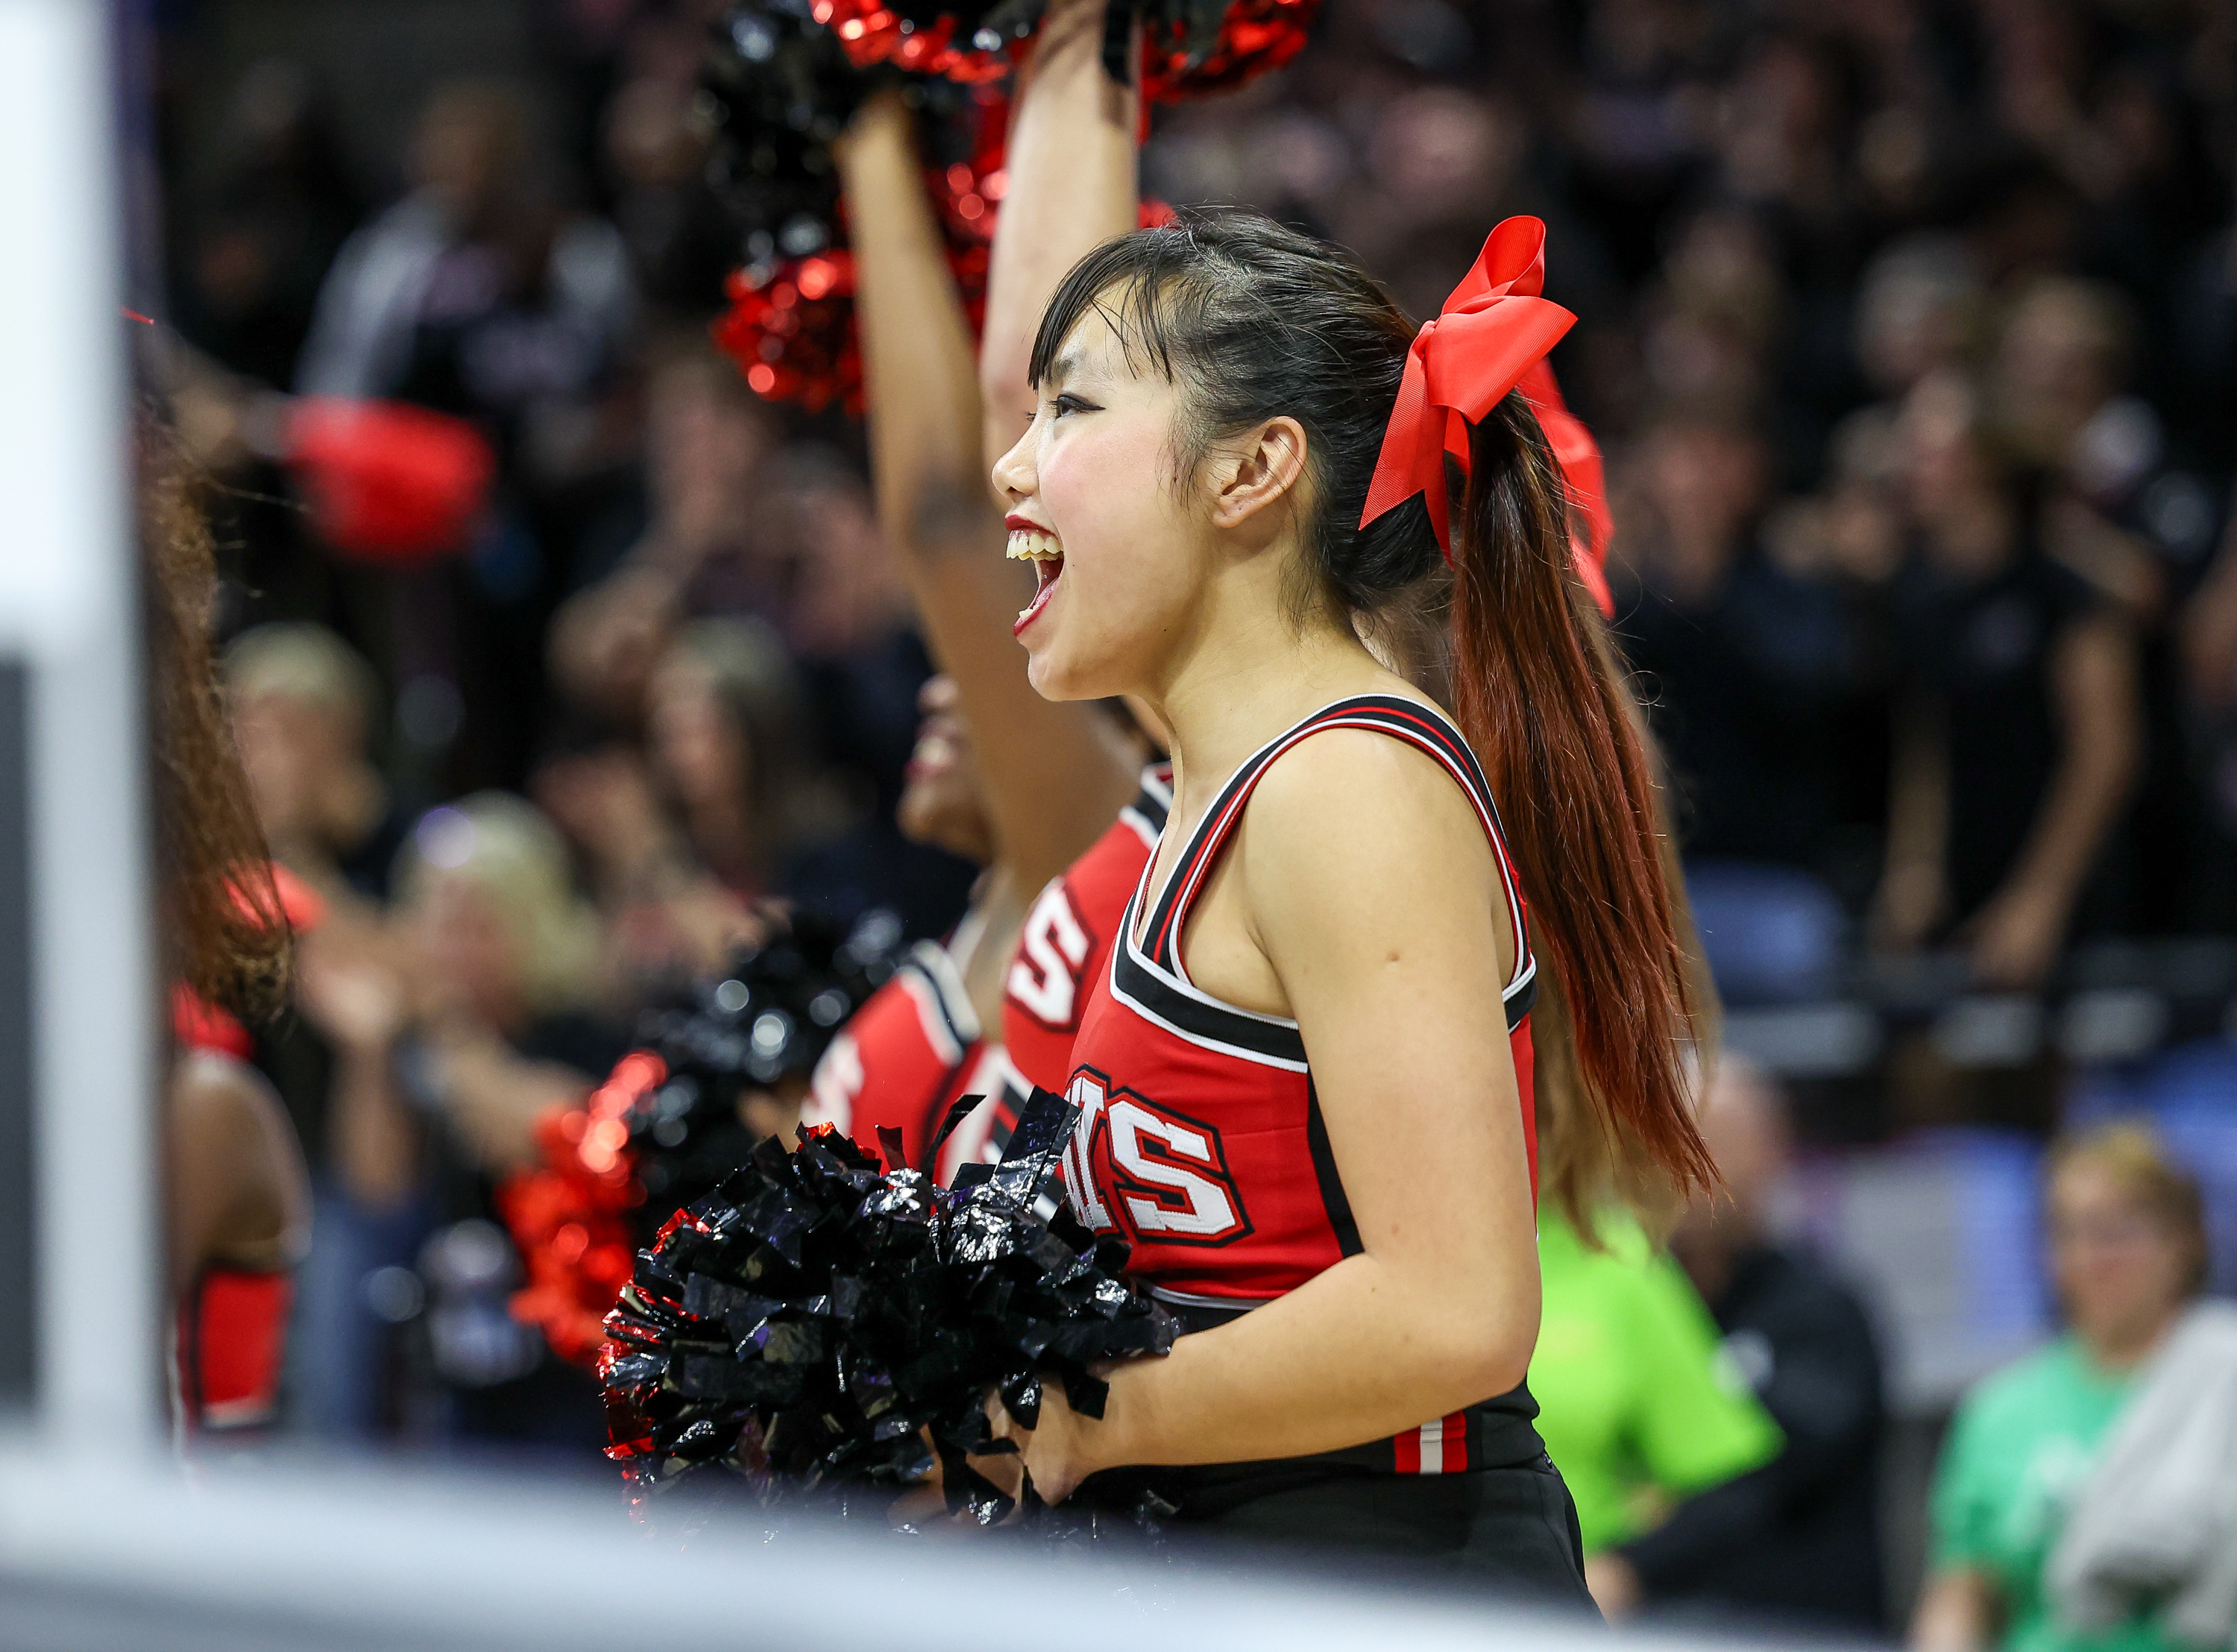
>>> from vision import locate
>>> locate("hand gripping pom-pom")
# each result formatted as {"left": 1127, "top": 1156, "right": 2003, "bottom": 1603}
{"left": 598, "top": 1086, "right": 1177, "bottom": 1525}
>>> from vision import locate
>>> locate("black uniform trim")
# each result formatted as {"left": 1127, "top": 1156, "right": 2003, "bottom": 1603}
{"left": 1303, "top": 1076, "right": 1363, "bottom": 1259}
{"left": 1109, "top": 933, "right": 1309, "bottom": 1069}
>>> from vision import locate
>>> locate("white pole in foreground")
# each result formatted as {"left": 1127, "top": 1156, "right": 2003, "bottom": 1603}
{"left": 0, "top": 0, "right": 157, "bottom": 1448}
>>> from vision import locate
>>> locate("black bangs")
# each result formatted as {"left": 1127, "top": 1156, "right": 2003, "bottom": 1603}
{"left": 1027, "top": 223, "right": 1199, "bottom": 388}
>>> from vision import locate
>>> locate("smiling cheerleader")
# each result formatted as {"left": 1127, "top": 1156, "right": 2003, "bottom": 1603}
{"left": 963, "top": 210, "right": 1718, "bottom": 1590}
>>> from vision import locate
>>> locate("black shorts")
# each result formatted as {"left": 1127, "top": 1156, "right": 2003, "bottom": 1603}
{"left": 1075, "top": 1453, "right": 1596, "bottom": 1611}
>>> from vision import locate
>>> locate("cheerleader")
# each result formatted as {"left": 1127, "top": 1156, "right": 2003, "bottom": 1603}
{"left": 972, "top": 211, "right": 1717, "bottom": 1589}
{"left": 805, "top": 60, "right": 1154, "bottom": 1173}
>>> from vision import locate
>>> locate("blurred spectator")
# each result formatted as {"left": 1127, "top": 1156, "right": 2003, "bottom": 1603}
{"left": 1913, "top": 1122, "right": 2212, "bottom": 1652}
{"left": 297, "top": 80, "right": 632, "bottom": 429}
{"left": 284, "top": 792, "right": 622, "bottom": 1444}
{"left": 170, "top": 59, "right": 362, "bottom": 389}
{"left": 1614, "top": 409, "right": 1855, "bottom": 1002}
{"left": 391, "top": 795, "right": 616, "bottom": 1167}
{"left": 548, "top": 368, "right": 971, "bottom": 939}
{"left": 600, "top": 66, "right": 735, "bottom": 318}
{"left": 1617, "top": 410, "right": 1846, "bottom": 863}
{"left": 218, "top": 623, "right": 416, "bottom": 1441}
{"left": 645, "top": 618, "right": 838, "bottom": 900}
{"left": 226, "top": 622, "right": 407, "bottom": 902}
{"left": 557, "top": 349, "right": 782, "bottom": 628}
{"left": 296, "top": 78, "right": 638, "bottom": 791}
{"left": 388, "top": 793, "right": 625, "bottom": 1446}
{"left": 535, "top": 617, "right": 820, "bottom": 992}
{"left": 1874, "top": 374, "right": 2141, "bottom": 988}
{"left": 1528, "top": 1202, "right": 1783, "bottom": 1571}
{"left": 1593, "top": 1056, "right": 1887, "bottom": 1634}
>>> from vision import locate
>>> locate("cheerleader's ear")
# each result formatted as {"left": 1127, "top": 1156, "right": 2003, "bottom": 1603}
{"left": 1205, "top": 414, "right": 1310, "bottom": 535}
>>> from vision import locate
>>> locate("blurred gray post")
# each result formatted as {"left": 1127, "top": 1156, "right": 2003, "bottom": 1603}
{"left": 0, "top": 0, "right": 157, "bottom": 1444}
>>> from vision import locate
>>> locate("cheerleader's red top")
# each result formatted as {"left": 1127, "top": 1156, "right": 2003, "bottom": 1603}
{"left": 804, "top": 937, "right": 1007, "bottom": 1184}
{"left": 806, "top": 766, "right": 1171, "bottom": 1181}
{"left": 990, "top": 764, "right": 1171, "bottom": 1123}
{"left": 175, "top": 1267, "right": 292, "bottom": 1432}
{"left": 1062, "top": 696, "right": 1544, "bottom": 1478}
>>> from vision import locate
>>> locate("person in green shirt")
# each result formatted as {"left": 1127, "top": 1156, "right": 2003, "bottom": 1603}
{"left": 1529, "top": 1203, "right": 1784, "bottom": 1557}
{"left": 1913, "top": 1121, "right": 2212, "bottom": 1652}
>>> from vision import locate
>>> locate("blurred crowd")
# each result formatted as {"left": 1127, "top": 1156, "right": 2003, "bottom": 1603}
{"left": 151, "top": 0, "right": 2237, "bottom": 1642}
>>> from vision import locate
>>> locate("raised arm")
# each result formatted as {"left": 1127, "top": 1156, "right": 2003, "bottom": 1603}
{"left": 978, "top": 0, "right": 1140, "bottom": 465}
{"left": 837, "top": 92, "right": 1136, "bottom": 896}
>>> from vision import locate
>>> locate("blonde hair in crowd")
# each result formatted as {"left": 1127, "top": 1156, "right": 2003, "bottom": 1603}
{"left": 393, "top": 792, "right": 600, "bottom": 1015}
{"left": 2049, "top": 1119, "right": 2211, "bottom": 1298}
{"left": 224, "top": 622, "right": 380, "bottom": 733}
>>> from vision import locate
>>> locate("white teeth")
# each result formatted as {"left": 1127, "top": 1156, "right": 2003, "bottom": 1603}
{"left": 1007, "top": 527, "right": 1062, "bottom": 561}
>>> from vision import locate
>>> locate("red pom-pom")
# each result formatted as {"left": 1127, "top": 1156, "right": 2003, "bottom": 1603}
{"left": 809, "top": 0, "right": 1015, "bottom": 81}
{"left": 804, "top": 0, "right": 1320, "bottom": 101}
{"left": 1141, "top": 0, "right": 1320, "bottom": 100}
{"left": 283, "top": 399, "right": 495, "bottom": 566}
{"left": 711, "top": 251, "right": 866, "bottom": 417}
{"left": 711, "top": 93, "right": 1010, "bottom": 417}
{"left": 497, "top": 1052, "right": 668, "bottom": 1369}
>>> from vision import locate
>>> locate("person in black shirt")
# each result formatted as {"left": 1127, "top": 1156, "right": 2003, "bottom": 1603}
{"left": 1591, "top": 1055, "right": 1889, "bottom": 1636}
{"left": 1617, "top": 412, "right": 1855, "bottom": 875}
{"left": 1873, "top": 373, "right": 2141, "bottom": 988}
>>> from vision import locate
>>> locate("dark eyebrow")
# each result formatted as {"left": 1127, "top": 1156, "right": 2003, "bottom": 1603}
{"left": 1041, "top": 348, "right": 1086, "bottom": 391}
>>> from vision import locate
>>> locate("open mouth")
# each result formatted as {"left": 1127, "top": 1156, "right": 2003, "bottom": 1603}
{"left": 1007, "top": 517, "right": 1063, "bottom": 637}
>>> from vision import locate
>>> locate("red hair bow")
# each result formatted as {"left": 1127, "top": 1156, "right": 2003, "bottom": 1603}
{"left": 1359, "top": 217, "right": 1614, "bottom": 617}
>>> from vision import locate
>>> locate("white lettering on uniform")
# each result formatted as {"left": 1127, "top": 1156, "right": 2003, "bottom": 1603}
{"left": 1106, "top": 1100, "right": 1239, "bottom": 1237}
{"left": 1007, "top": 882, "right": 1092, "bottom": 1025}
{"left": 1060, "top": 1074, "right": 1114, "bottom": 1229}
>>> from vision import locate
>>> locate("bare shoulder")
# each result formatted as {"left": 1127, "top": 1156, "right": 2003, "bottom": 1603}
{"left": 1236, "top": 716, "right": 1500, "bottom": 918}
{"left": 171, "top": 1050, "right": 288, "bottom": 1154}
{"left": 169, "top": 1051, "right": 310, "bottom": 1272}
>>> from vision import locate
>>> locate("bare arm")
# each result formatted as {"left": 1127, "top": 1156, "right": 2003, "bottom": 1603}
{"left": 1873, "top": 690, "right": 1948, "bottom": 952}
{"left": 168, "top": 1053, "right": 312, "bottom": 1290}
{"left": 1911, "top": 1566, "right": 1998, "bottom": 1651}
{"left": 427, "top": 1026, "right": 591, "bottom": 1173}
{"left": 838, "top": 92, "right": 1137, "bottom": 897}
{"left": 1969, "top": 614, "right": 2140, "bottom": 986}
{"left": 978, "top": 0, "right": 1139, "bottom": 466}
{"left": 295, "top": 925, "right": 421, "bottom": 1209}
{"left": 1001, "top": 734, "right": 1538, "bottom": 1493}
{"left": 2180, "top": 509, "right": 2237, "bottom": 710}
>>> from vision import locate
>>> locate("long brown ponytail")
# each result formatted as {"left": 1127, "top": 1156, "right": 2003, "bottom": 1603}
{"left": 1450, "top": 394, "right": 1715, "bottom": 1208}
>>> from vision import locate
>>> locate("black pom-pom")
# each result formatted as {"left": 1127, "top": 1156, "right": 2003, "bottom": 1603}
{"left": 600, "top": 1086, "right": 1177, "bottom": 1524}
{"left": 626, "top": 907, "right": 904, "bottom": 1240}
{"left": 700, "top": 0, "right": 885, "bottom": 255}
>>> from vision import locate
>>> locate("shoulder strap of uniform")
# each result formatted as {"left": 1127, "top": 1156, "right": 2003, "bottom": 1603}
{"left": 1142, "top": 696, "right": 1532, "bottom": 997}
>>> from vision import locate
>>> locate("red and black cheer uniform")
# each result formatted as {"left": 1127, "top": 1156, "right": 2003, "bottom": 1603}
{"left": 174, "top": 1267, "right": 292, "bottom": 1434}
{"left": 1060, "top": 698, "right": 1589, "bottom": 1591}
{"left": 802, "top": 764, "right": 1171, "bottom": 1179}
{"left": 804, "top": 934, "right": 1007, "bottom": 1184}
{"left": 991, "top": 763, "right": 1172, "bottom": 1129}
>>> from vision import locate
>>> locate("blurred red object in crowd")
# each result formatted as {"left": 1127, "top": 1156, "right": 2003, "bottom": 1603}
{"left": 497, "top": 1052, "right": 666, "bottom": 1369}
{"left": 285, "top": 398, "right": 495, "bottom": 566}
